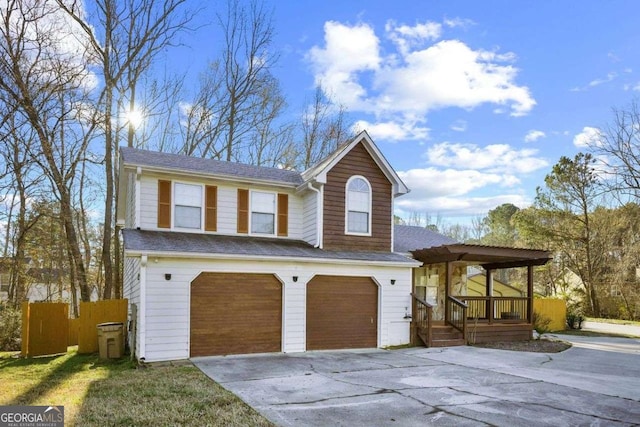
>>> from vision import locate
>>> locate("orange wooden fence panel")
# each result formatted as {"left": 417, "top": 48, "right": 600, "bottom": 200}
{"left": 21, "top": 302, "right": 69, "bottom": 358}
{"left": 78, "top": 299, "right": 128, "bottom": 354}
{"left": 68, "top": 317, "right": 80, "bottom": 346}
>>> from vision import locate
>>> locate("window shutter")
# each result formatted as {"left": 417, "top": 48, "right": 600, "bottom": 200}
{"left": 277, "top": 193, "right": 288, "bottom": 237}
{"left": 237, "top": 189, "right": 249, "bottom": 233}
{"left": 157, "top": 180, "right": 171, "bottom": 228}
{"left": 205, "top": 185, "right": 217, "bottom": 232}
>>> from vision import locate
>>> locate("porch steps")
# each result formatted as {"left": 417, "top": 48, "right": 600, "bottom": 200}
{"left": 423, "top": 324, "right": 466, "bottom": 348}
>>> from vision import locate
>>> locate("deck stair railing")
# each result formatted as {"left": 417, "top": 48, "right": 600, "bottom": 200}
{"left": 411, "top": 293, "right": 433, "bottom": 347}
{"left": 446, "top": 296, "right": 468, "bottom": 339}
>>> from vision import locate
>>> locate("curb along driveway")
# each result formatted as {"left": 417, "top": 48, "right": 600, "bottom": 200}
{"left": 193, "top": 336, "right": 640, "bottom": 426}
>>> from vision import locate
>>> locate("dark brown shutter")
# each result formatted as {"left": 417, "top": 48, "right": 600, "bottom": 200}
{"left": 277, "top": 193, "right": 288, "bottom": 237}
{"left": 205, "top": 185, "right": 217, "bottom": 232}
{"left": 157, "top": 180, "right": 171, "bottom": 228}
{"left": 237, "top": 189, "right": 249, "bottom": 233}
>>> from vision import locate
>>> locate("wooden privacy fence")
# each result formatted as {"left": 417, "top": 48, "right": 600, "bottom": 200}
{"left": 21, "top": 302, "right": 69, "bottom": 358}
{"left": 533, "top": 298, "right": 567, "bottom": 332}
{"left": 21, "top": 299, "right": 128, "bottom": 357}
{"left": 78, "top": 299, "right": 128, "bottom": 354}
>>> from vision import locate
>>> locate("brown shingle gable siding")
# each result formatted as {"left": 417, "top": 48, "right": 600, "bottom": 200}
{"left": 322, "top": 142, "right": 392, "bottom": 252}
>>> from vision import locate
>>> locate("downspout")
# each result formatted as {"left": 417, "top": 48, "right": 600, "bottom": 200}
{"left": 139, "top": 255, "right": 147, "bottom": 361}
{"left": 307, "top": 182, "right": 323, "bottom": 248}
{"left": 134, "top": 167, "right": 141, "bottom": 228}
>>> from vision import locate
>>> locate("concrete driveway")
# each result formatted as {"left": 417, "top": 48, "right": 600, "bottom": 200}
{"left": 193, "top": 335, "right": 640, "bottom": 426}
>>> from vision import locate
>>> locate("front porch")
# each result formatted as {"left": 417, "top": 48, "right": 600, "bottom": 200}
{"left": 410, "top": 244, "right": 552, "bottom": 347}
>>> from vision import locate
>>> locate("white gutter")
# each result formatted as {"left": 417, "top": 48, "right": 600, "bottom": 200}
{"left": 306, "top": 182, "right": 323, "bottom": 248}
{"left": 139, "top": 255, "right": 147, "bottom": 361}
{"left": 123, "top": 164, "right": 298, "bottom": 190}
{"left": 124, "top": 249, "right": 420, "bottom": 268}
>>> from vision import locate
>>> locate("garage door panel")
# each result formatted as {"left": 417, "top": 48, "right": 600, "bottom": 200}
{"left": 307, "top": 275, "right": 377, "bottom": 350}
{"left": 190, "top": 273, "right": 282, "bottom": 357}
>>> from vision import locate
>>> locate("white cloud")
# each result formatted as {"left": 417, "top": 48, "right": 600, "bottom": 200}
{"left": 573, "top": 126, "right": 603, "bottom": 148}
{"left": 524, "top": 130, "right": 546, "bottom": 142}
{"left": 306, "top": 20, "right": 535, "bottom": 139}
{"left": 396, "top": 193, "right": 530, "bottom": 217}
{"left": 373, "top": 40, "right": 534, "bottom": 117}
{"left": 307, "top": 21, "right": 380, "bottom": 109}
{"left": 450, "top": 119, "right": 467, "bottom": 132}
{"left": 589, "top": 72, "right": 617, "bottom": 87}
{"left": 398, "top": 168, "right": 518, "bottom": 198}
{"left": 571, "top": 72, "right": 618, "bottom": 92}
{"left": 386, "top": 20, "right": 441, "bottom": 55}
{"left": 354, "top": 118, "right": 430, "bottom": 141}
{"left": 396, "top": 168, "right": 529, "bottom": 215}
{"left": 425, "top": 142, "right": 548, "bottom": 174}
{"left": 443, "top": 17, "right": 475, "bottom": 29}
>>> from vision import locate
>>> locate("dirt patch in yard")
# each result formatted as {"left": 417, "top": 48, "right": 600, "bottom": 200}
{"left": 473, "top": 338, "right": 571, "bottom": 353}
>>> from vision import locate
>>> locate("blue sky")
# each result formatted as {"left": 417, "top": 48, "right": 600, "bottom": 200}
{"left": 177, "top": 0, "right": 640, "bottom": 223}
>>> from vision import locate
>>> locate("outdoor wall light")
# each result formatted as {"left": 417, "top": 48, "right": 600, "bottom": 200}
{"left": 293, "top": 276, "right": 298, "bottom": 283}
{"left": 165, "top": 273, "right": 172, "bottom": 281}
{"left": 390, "top": 279, "right": 396, "bottom": 285}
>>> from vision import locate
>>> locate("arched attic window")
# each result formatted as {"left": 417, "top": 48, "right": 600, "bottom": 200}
{"left": 345, "top": 176, "right": 371, "bottom": 235}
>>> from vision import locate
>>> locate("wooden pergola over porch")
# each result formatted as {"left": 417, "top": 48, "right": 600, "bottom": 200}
{"left": 410, "top": 244, "right": 552, "bottom": 347}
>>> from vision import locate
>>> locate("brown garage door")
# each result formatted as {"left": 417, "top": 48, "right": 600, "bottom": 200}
{"left": 190, "top": 272, "right": 282, "bottom": 357}
{"left": 306, "top": 275, "right": 378, "bottom": 350}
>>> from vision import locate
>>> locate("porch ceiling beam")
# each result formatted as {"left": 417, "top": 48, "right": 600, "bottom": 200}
{"left": 481, "top": 257, "right": 552, "bottom": 270}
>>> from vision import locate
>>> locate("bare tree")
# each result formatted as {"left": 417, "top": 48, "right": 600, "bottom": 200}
{"left": 299, "top": 85, "right": 353, "bottom": 169}
{"left": 0, "top": 0, "right": 97, "bottom": 301}
{"left": 179, "top": 0, "right": 283, "bottom": 164}
{"left": 58, "top": 0, "right": 194, "bottom": 299}
{"left": 597, "top": 100, "right": 640, "bottom": 197}
{"left": 0, "top": 117, "right": 44, "bottom": 306}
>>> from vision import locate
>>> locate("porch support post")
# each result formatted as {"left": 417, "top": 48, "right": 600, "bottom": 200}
{"left": 527, "top": 265, "right": 534, "bottom": 323}
{"left": 486, "top": 269, "right": 493, "bottom": 323}
{"left": 411, "top": 267, "right": 417, "bottom": 345}
{"left": 445, "top": 261, "right": 452, "bottom": 322}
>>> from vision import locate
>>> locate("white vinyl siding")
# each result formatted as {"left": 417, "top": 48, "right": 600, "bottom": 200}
{"left": 138, "top": 175, "right": 304, "bottom": 238}
{"left": 133, "top": 257, "right": 412, "bottom": 362}
{"left": 302, "top": 191, "right": 318, "bottom": 245}
{"left": 125, "top": 172, "right": 137, "bottom": 228}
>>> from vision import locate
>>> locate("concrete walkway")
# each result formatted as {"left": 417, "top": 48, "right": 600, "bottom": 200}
{"left": 193, "top": 335, "right": 640, "bottom": 426}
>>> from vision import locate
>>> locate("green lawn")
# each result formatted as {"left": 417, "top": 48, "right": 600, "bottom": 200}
{"left": 0, "top": 348, "right": 273, "bottom": 426}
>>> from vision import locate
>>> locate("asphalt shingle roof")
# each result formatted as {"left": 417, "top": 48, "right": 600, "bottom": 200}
{"left": 393, "top": 225, "right": 458, "bottom": 253}
{"left": 123, "top": 229, "right": 416, "bottom": 264}
{"left": 120, "top": 147, "right": 304, "bottom": 185}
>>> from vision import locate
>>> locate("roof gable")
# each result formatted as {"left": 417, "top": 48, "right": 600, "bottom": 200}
{"left": 301, "top": 131, "right": 409, "bottom": 196}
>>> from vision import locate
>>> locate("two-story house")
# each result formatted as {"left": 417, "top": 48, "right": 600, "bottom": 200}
{"left": 117, "top": 131, "right": 421, "bottom": 363}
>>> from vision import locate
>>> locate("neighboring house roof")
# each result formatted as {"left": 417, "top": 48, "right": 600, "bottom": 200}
{"left": 467, "top": 271, "right": 524, "bottom": 296}
{"left": 119, "top": 146, "right": 303, "bottom": 186}
{"left": 393, "top": 225, "right": 458, "bottom": 253}
{"left": 123, "top": 229, "right": 417, "bottom": 265}
{"left": 301, "top": 130, "right": 410, "bottom": 196}
{"left": 0, "top": 257, "right": 32, "bottom": 272}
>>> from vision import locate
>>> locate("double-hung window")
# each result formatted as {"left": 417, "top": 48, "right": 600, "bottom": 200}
{"left": 174, "top": 183, "right": 202, "bottom": 229}
{"left": 251, "top": 191, "right": 276, "bottom": 235}
{"left": 346, "top": 176, "right": 371, "bottom": 234}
